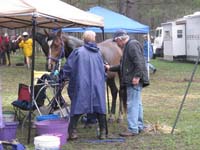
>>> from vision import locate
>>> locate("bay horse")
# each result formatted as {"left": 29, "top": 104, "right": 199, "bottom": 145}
{"left": 47, "top": 30, "right": 126, "bottom": 122}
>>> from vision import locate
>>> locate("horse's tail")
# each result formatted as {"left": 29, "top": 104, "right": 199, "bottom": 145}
{"left": 120, "top": 85, "right": 127, "bottom": 113}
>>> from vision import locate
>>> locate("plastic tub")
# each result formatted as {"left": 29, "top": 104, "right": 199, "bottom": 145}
{"left": 35, "top": 119, "right": 69, "bottom": 145}
{"left": 36, "top": 114, "right": 60, "bottom": 121}
{"left": 34, "top": 135, "right": 60, "bottom": 150}
{"left": 0, "top": 122, "right": 19, "bottom": 141}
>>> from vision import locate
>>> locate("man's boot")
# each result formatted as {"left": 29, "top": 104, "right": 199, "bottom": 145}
{"left": 69, "top": 129, "right": 78, "bottom": 140}
{"left": 97, "top": 114, "right": 107, "bottom": 140}
{"left": 68, "top": 114, "right": 81, "bottom": 140}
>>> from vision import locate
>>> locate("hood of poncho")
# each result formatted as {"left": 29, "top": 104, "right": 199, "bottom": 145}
{"left": 84, "top": 42, "right": 99, "bottom": 52}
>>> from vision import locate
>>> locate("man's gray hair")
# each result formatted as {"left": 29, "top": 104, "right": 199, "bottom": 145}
{"left": 114, "top": 34, "right": 129, "bottom": 41}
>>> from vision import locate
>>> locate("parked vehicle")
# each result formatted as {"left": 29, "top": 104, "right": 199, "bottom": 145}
{"left": 153, "top": 27, "right": 164, "bottom": 57}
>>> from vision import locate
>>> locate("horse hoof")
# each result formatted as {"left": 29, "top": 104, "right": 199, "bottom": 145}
{"left": 108, "top": 117, "right": 115, "bottom": 123}
{"left": 117, "top": 118, "right": 123, "bottom": 123}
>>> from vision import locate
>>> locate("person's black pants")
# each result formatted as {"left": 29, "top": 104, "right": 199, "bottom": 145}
{"left": 68, "top": 113, "right": 107, "bottom": 136}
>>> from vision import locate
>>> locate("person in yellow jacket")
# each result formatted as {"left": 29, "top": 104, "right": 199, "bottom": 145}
{"left": 18, "top": 32, "right": 33, "bottom": 68}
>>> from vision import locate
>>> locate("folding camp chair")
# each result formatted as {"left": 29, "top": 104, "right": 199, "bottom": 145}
{"left": 11, "top": 82, "right": 47, "bottom": 128}
{"left": 12, "top": 72, "right": 70, "bottom": 130}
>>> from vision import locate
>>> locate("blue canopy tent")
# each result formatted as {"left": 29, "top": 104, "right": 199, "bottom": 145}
{"left": 62, "top": 6, "right": 149, "bottom": 33}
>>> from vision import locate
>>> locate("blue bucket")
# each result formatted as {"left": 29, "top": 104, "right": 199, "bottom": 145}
{"left": 36, "top": 114, "right": 60, "bottom": 121}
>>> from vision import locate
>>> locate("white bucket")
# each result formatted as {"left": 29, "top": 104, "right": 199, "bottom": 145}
{"left": 34, "top": 135, "right": 60, "bottom": 150}
{"left": 3, "top": 111, "right": 15, "bottom": 122}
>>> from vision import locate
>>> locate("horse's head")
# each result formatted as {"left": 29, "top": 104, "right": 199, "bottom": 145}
{"left": 47, "top": 29, "right": 65, "bottom": 71}
{"left": 47, "top": 29, "right": 84, "bottom": 71}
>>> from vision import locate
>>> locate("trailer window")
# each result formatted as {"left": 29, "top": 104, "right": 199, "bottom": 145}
{"left": 155, "top": 30, "right": 160, "bottom": 37}
{"left": 177, "top": 30, "right": 183, "bottom": 38}
{"left": 160, "top": 29, "right": 162, "bottom": 36}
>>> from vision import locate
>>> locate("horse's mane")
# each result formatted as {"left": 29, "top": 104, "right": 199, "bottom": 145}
{"left": 62, "top": 34, "right": 84, "bottom": 50}
{"left": 35, "top": 32, "right": 49, "bottom": 57}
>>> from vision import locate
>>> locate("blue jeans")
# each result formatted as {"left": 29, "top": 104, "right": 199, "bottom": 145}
{"left": 149, "top": 63, "right": 156, "bottom": 71}
{"left": 145, "top": 58, "right": 156, "bottom": 72}
{"left": 126, "top": 84, "right": 143, "bottom": 134}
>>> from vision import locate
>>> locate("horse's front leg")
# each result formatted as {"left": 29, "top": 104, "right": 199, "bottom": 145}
{"left": 107, "top": 78, "right": 118, "bottom": 123}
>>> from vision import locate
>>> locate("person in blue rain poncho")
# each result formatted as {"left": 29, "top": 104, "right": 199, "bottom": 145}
{"left": 62, "top": 30, "right": 107, "bottom": 140}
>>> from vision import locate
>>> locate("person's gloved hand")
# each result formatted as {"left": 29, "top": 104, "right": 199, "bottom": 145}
{"left": 49, "top": 70, "right": 59, "bottom": 83}
{"left": 53, "top": 70, "right": 59, "bottom": 76}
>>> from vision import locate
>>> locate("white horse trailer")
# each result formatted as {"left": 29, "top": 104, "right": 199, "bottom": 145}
{"left": 185, "top": 12, "right": 200, "bottom": 61}
{"left": 162, "top": 20, "right": 186, "bottom": 61}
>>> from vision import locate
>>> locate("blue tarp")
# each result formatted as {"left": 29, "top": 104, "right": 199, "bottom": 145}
{"left": 62, "top": 6, "right": 149, "bottom": 33}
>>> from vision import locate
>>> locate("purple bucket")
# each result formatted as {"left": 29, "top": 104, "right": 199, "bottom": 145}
{"left": 35, "top": 119, "right": 69, "bottom": 146}
{"left": 0, "top": 122, "right": 19, "bottom": 141}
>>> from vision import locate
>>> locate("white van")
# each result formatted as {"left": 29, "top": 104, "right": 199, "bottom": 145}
{"left": 153, "top": 27, "right": 164, "bottom": 56}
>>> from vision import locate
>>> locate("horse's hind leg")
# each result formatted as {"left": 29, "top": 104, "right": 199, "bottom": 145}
{"left": 117, "top": 86, "right": 127, "bottom": 123}
{"left": 107, "top": 78, "right": 118, "bottom": 123}
{"left": 6, "top": 50, "right": 11, "bottom": 66}
{"left": 2, "top": 52, "right": 6, "bottom": 65}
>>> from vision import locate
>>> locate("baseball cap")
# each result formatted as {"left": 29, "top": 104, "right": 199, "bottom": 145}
{"left": 22, "top": 32, "right": 29, "bottom": 36}
{"left": 113, "top": 29, "right": 127, "bottom": 41}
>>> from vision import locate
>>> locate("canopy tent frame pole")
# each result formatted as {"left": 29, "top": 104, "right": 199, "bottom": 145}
{"left": 27, "top": 15, "right": 36, "bottom": 144}
{"left": 171, "top": 47, "right": 200, "bottom": 134}
{"left": 147, "top": 33, "right": 150, "bottom": 79}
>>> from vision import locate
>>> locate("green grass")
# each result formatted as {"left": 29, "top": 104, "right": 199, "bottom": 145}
{"left": 1, "top": 54, "right": 200, "bottom": 150}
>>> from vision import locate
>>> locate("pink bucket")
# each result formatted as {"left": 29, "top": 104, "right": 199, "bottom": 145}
{"left": 35, "top": 119, "right": 69, "bottom": 145}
